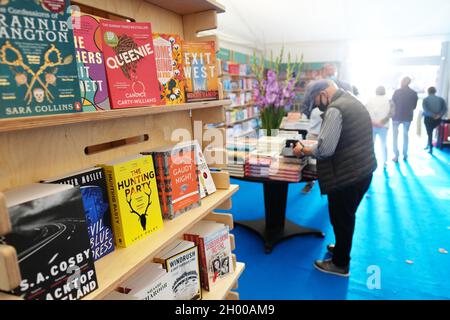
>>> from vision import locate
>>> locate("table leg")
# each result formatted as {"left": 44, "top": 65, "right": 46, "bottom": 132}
{"left": 236, "top": 182, "right": 325, "bottom": 253}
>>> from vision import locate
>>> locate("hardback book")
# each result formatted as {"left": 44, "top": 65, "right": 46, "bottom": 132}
{"left": 184, "top": 221, "right": 233, "bottom": 291}
{"left": 0, "top": 0, "right": 82, "bottom": 118}
{"left": 100, "top": 20, "right": 161, "bottom": 109}
{"left": 43, "top": 167, "right": 115, "bottom": 261}
{"left": 154, "top": 240, "right": 201, "bottom": 300}
{"left": 142, "top": 143, "right": 201, "bottom": 220}
{"left": 1, "top": 184, "right": 98, "bottom": 300}
{"left": 102, "top": 155, "right": 163, "bottom": 248}
{"left": 72, "top": 13, "right": 111, "bottom": 111}
{"left": 152, "top": 33, "right": 185, "bottom": 105}
{"left": 182, "top": 41, "right": 219, "bottom": 102}
{"left": 116, "top": 263, "right": 173, "bottom": 300}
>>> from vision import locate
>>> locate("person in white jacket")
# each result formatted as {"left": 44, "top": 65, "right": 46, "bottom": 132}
{"left": 365, "top": 86, "right": 393, "bottom": 168}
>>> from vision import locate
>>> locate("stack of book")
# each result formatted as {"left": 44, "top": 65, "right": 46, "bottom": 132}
{"left": 245, "top": 150, "right": 278, "bottom": 178}
{"left": 269, "top": 157, "right": 308, "bottom": 182}
{"left": 256, "top": 136, "right": 286, "bottom": 155}
{"left": 281, "top": 112, "right": 310, "bottom": 131}
{"left": 226, "top": 151, "right": 248, "bottom": 178}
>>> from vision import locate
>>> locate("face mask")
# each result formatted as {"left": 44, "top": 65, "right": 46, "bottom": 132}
{"left": 317, "top": 93, "right": 329, "bottom": 112}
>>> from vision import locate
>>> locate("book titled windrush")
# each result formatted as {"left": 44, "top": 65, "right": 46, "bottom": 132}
{"left": 102, "top": 155, "right": 163, "bottom": 248}
{"left": 2, "top": 183, "right": 98, "bottom": 300}
{"left": 154, "top": 240, "right": 201, "bottom": 300}
{"left": 182, "top": 41, "right": 218, "bottom": 102}
{"left": 100, "top": 20, "right": 161, "bottom": 109}
{"left": 43, "top": 167, "right": 115, "bottom": 261}
{"left": 0, "top": 0, "right": 82, "bottom": 118}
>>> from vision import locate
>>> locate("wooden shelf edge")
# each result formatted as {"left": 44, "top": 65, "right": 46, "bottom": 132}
{"left": 0, "top": 292, "right": 22, "bottom": 300}
{"left": 226, "top": 116, "right": 259, "bottom": 127}
{"left": 83, "top": 185, "right": 239, "bottom": 300}
{"left": 202, "top": 262, "right": 245, "bottom": 300}
{"left": 0, "top": 100, "right": 232, "bottom": 134}
{"left": 145, "top": 0, "right": 225, "bottom": 14}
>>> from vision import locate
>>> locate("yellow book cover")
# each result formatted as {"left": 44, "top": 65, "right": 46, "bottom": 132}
{"left": 103, "top": 155, "right": 163, "bottom": 248}
{"left": 182, "top": 41, "right": 219, "bottom": 102}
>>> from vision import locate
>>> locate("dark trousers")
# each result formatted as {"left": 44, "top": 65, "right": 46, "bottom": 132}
{"left": 327, "top": 174, "right": 373, "bottom": 267}
{"left": 424, "top": 116, "right": 441, "bottom": 150}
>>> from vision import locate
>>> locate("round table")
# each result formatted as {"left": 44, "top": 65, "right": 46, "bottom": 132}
{"left": 231, "top": 175, "right": 325, "bottom": 254}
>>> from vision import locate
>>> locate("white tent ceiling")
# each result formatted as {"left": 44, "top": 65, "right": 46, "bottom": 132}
{"left": 217, "top": 0, "right": 450, "bottom": 48}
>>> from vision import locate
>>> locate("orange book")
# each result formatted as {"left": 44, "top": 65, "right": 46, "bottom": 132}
{"left": 182, "top": 41, "right": 219, "bottom": 102}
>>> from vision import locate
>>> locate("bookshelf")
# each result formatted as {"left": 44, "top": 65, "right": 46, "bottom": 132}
{"left": 0, "top": 0, "right": 245, "bottom": 301}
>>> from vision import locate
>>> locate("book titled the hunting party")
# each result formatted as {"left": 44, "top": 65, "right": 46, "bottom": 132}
{"left": 182, "top": 41, "right": 219, "bottom": 102}
{"left": 43, "top": 167, "right": 115, "bottom": 261}
{"left": 0, "top": 0, "right": 82, "bottom": 118}
{"left": 72, "top": 13, "right": 111, "bottom": 111}
{"left": 100, "top": 20, "right": 161, "bottom": 109}
{"left": 152, "top": 33, "right": 185, "bottom": 105}
{"left": 2, "top": 183, "right": 98, "bottom": 300}
{"left": 102, "top": 155, "right": 163, "bottom": 248}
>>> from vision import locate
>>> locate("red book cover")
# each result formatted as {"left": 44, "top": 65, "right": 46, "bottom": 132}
{"left": 100, "top": 20, "right": 161, "bottom": 109}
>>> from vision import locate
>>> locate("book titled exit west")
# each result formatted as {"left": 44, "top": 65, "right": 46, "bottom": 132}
{"left": 100, "top": 20, "right": 161, "bottom": 109}
{"left": 182, "top": 41, "right": 219, "bottom": 102}
{"left": 0, "top": 0, "right": 82, "bottom": 118}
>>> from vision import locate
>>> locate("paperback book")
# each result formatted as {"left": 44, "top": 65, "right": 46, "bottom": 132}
{"left": 72, "top": 13, "right": 111, "bottom": 111}
{"left": 100, "top": 20, "right": 160, "bottom": 109}
{"left": 44, "top": 167, "right": 115, "bottom": 261}
{"left": 102, "top": 155, "right": 163, "bottom": 248}
{"left": 182, "top": 41, "right": 218, "bottom": 102}
{"left": 0, "top": 0, "right": 82, "bottom": 118}
{"left": 1, "top": 184, "right": 98, "bottom": 300}
{"left": 152, "top": 33, "right": 185, "bottom": 105}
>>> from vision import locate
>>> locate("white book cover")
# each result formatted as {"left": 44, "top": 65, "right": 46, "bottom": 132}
{"left": 193, "top": 141, "right": 217, "bottom": 199}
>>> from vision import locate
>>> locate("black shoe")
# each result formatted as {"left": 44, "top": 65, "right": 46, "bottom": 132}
{"left": 314, "top": 259, "right": 350, "bottom": 277}
{"left": 403, "top": 156, "right": 408, "bottom": 161}
{"left": 429, "top": 149, "right": 433, "bottom": 155}
{"left": 424, "top": 145, "right": 430, "bottom": 150}
{"left": 327, "top": 244, "right": 335, "bottom": 255}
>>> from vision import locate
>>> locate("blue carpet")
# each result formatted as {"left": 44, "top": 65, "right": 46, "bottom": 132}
{"left": 224, "top": 146, "right": 450, "bottom": 300}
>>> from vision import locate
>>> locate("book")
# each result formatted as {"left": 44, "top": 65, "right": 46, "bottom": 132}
{"left": 103, "top": 291, "right": 138, "bottom": 300}
{"left": 117, "top": 263, "right": 173, "bottom": 300}
{"left": 43, "top": 167, "right": 114, "bottom": 261}
{"left": 184, "top": 221, "right": 233, "bottom": 291}
{"left": 100, "top": 20, "right": 161, "bottom": 109}
{"left": 191, "top": 141, "right": 216, "bottom": 199}
{"left": 142, "top": 143, "right": 201, "bottom": 220}
{"left": 1, "top": 183, "right": 98, "bottom": 300}
{"left": 152, "top": 33, "right": 185, "bottom": 105}
{"left": 0, "top": 0, "right": 82, "bottom": 118}
{"left": 72, "top": 13, "right": 111, "bottom": 111}
{"left": 102, "top": 155, "right": 163, "bottom": 248}
{"left": 154, "top": 240, "right": 201, "bottom": 300}
{"left": 182, "top": 41, "right": 218, "bottom": 102}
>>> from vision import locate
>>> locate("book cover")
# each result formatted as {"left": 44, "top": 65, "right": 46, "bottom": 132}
{"left": 1, "top": 184, "right": 98, "bottom": 300}
{"left": 117, "top": 263, "right": 173, "bottom": 300}
{"left": 152, "top": 33, "right": 185, "bottom": 105}
{"left": 192, "top": 141, "right": 216, "bottom": 199}
{"left": 72, "top": 13, "right": 110, "bottom": 111}
{"left": 102, "top": 155, "right": 163, "bottom": 248}
{"left": 0, "top": 0, "right": 82, "bottom": 118}
{"left": 44, "top": 167, "right": 115, "bottom": 261}
{"left": 143, "top": 143, "right": 201, "bottom": 220}
{"left": 155, "top": 240, "right": 201, "bottom": 300}
{"left": 100, "top": 20, "right": 161, "bottom": 109}
{"left": 182, "top": 41, "right": 218, "bottom": 102}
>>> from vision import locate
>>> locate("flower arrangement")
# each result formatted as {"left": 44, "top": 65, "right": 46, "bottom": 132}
{"left": 252, "top": 49, "right": 303, "bottom": 136}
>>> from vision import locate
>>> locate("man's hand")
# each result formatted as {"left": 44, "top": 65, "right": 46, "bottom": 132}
{"left": 293, "top": 142, "right": 304, "bottom": 158}
{"left": 434, "top": 115, "right": 441, "bottom": 120}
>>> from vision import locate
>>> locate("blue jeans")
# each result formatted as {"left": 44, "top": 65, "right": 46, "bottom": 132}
{"left": 392, "top": 121, "right": 411, "bottom": 158}
{"left": 373, "top": 127, "right": 388, "bottom": 164}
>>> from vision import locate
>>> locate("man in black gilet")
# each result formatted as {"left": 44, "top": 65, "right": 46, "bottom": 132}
{"left": 294, "top": 80, "right": 377, "bottom": 277}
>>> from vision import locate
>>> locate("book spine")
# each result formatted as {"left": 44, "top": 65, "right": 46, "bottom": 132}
{"left": 103, "top": 166, "right": 125, "bottom": 248}
{"left": 198, "top": 236, "right": 209, "bottom": 291}
{"left": 156, "top": 153, "right": 169, "bottom": 218}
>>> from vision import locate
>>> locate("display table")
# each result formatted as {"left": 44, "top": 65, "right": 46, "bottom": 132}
{"left": 232, "top": 176, "right": 325, "bottom": 253}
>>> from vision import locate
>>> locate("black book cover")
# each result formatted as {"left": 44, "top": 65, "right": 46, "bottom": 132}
{"left": 45, "top": 168, "right": 115, "bottom": 261}
{"left": 1, "top": 187, "right": 98, "bottom": 300}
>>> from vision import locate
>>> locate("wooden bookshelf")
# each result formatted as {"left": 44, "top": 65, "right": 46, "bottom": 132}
{"left": 0, "top": 100, "right": 231, "bottom": 134}
{"left": 227, "top": 103, "right": 254, "bottom": 110}
{"left": 220, "top": 73, "right": 256, "bottom": 79}
{"left": 84, "top": 185, "right": 239, "bottom": 300}
{"left": 224, "top": 89, "right": 253, "bottom": 94}
{"left": 202, "top": 262, "right": 245, "bottom": 300}
{"left": 144, "top": 0, "right": 225, "bottom": 14}
{"left": 226, "top": 116, "right": 259, "bottom": 127}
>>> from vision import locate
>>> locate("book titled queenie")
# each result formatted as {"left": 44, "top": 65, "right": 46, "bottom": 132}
{"left": 100, "top": 20, "right": 161, "bottom": 109}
